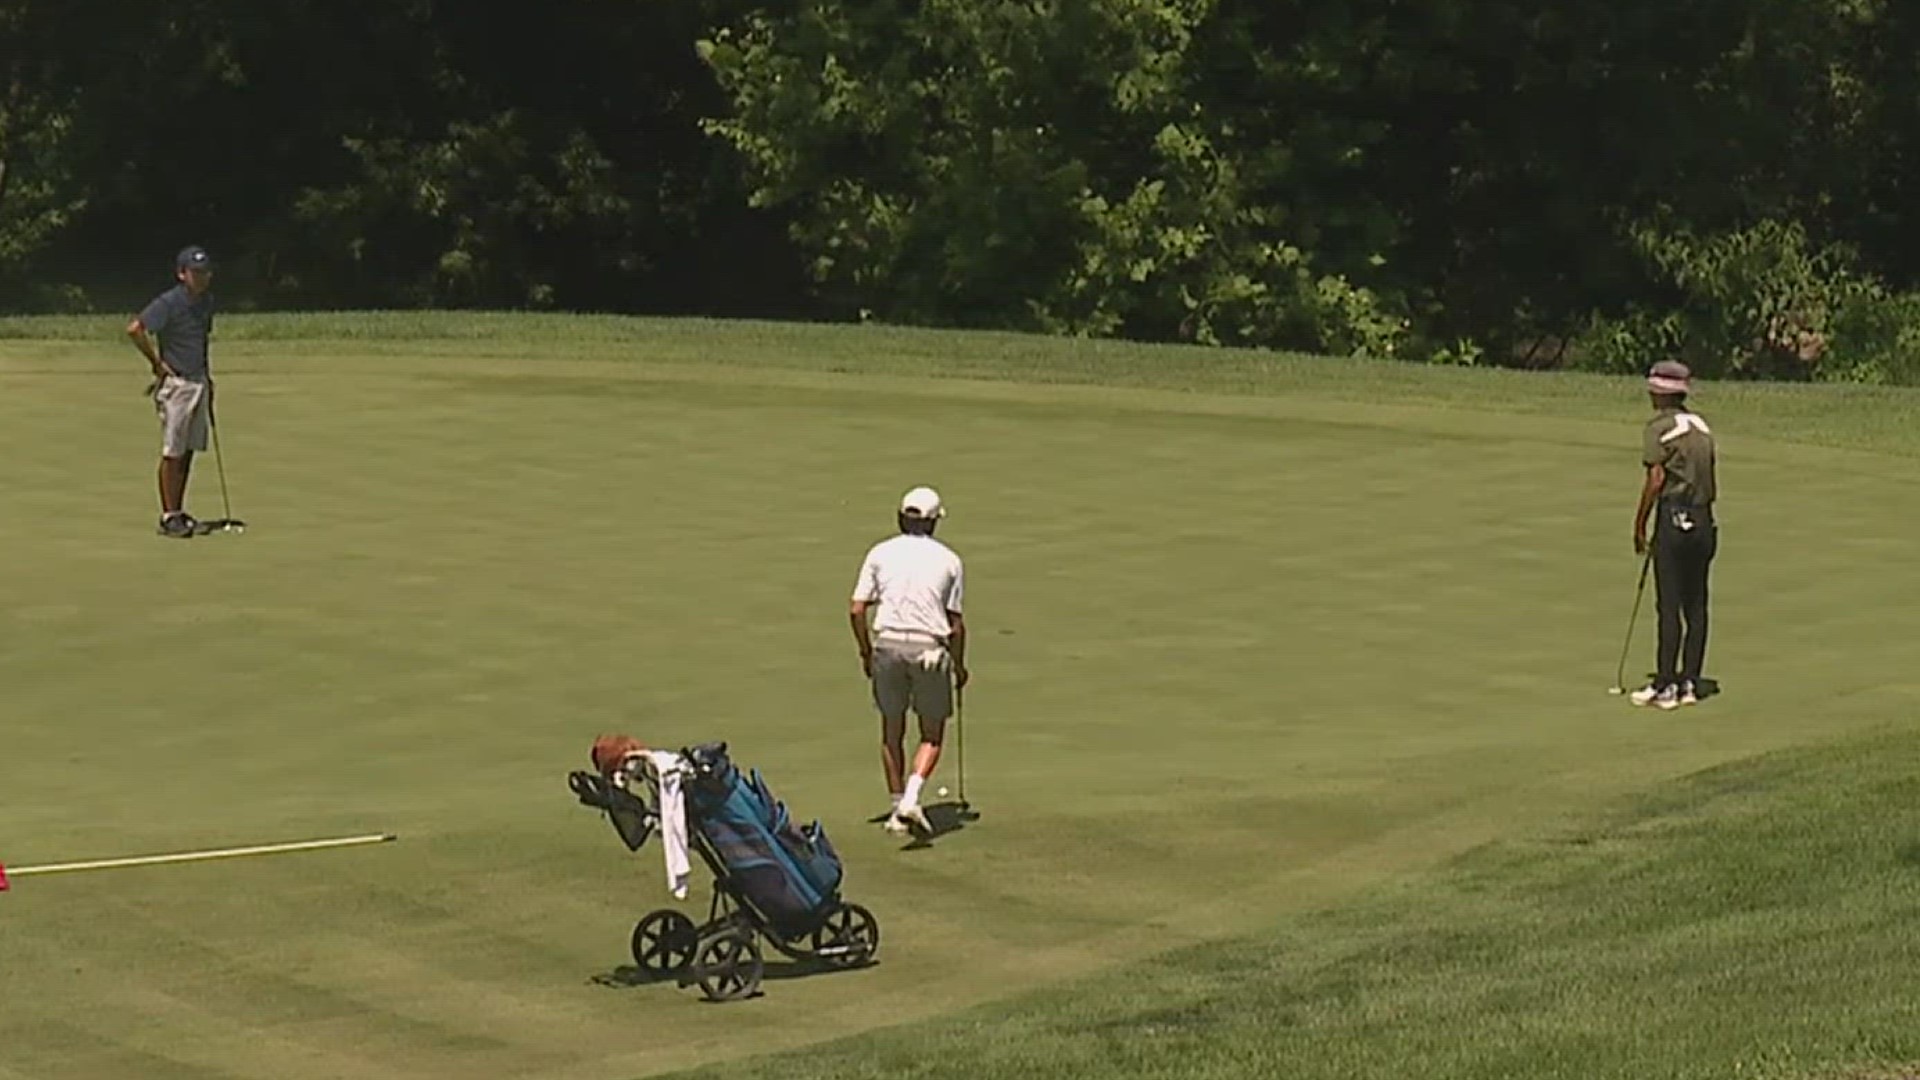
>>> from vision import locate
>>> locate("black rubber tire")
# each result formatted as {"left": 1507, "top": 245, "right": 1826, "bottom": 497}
{"left": 808, "top": 903, "right": 880, "bottom": 968}
{"left": 630, "top": 909, "right": 699, "bottom": 976}
{"left": 693, "top": 929, "right": 765, "bottom": 1002}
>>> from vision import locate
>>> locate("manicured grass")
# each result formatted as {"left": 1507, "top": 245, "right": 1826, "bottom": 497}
{"left": 667, "top": 726, "right": 1920, "bottom": 1080}
{"left": 7, "top": 311, "right": 1919, "bottom": 455}
{"left": 1, "top": 313, "right": 1914, "bottom": 1080}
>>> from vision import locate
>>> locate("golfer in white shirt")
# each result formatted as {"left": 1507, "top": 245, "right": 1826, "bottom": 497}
{"left": 849, "top": 486, "right": 969, "bottom": 836}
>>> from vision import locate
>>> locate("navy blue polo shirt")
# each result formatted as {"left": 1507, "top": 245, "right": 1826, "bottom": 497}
{"left": 138, "top": 285, "right": 216, "bottom": 379}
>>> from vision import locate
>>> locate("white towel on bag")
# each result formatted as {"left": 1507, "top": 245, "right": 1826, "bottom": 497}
{"left": 645, "top": 751, "right": 693, "bottom": 900}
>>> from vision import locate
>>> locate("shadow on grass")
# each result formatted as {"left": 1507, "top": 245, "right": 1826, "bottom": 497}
{"left": 590, "top": 956, "right": 860, "bottom": 992}
{"left": 900, "top": 800, "right": 981, "bottom": 852}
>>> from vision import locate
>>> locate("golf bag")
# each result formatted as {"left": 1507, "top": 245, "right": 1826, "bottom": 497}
{"left": 683, "top": 742, "right": 844, "bottom": 938}
{"left": 568, "top": 738, "right": 879, "bottom": 1002}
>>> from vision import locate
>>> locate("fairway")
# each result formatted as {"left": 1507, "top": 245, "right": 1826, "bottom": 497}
{"left": 2, "top": 316, "right": 1918, "bottom": 1080}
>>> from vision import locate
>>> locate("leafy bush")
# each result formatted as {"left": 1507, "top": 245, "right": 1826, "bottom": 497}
{"left": 700, "top": 0, "right": 1411, "bottom": 359}
{"left": 1827, "top": 290, "right": 1920, "bottom": 385}
{"left": 1576, "top": 219, "right": 1920, "bottom": 385}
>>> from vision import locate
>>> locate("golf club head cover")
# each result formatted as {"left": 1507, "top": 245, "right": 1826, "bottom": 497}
{"left": 683, "top": 741, "right": 734, "bottom": 797}
{"left": 590, "top": 734, "right": 647, "bottom": 778}
{"left": 565, "top": 771, "right": 657, "bottom": 850}
{"left": 569, "top": 770, "right": 614, "bottom": 809}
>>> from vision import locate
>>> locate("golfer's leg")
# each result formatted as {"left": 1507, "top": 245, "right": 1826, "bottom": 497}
{"left": 168, "top": 457, "right": 190, "bottom": 514}
{"left": 897, "top": 723, "right": 942, "bottom": 820}
{"left": 909, "top": 655, "right": 953, "bottom": 780}
{"left": 157, "top": 457, "right": 182, "bottom": 514}
{"left": 156, "top": 381, "right": 185, "bottom": 515}
{"left": 911, "top": 719, "right": 945, "bottom": 780}
{"left": 1653, "top": 533, "right": 1684, "bottom": 687}
{"left": 1681, "top": 531, "right": 1716, "bottom": 685}
{"left": 897, "top": 654, "right": 952, "bottom": 815}
{"left": 880, "top": 714, "right": 907, "bottom": 801}
{"left": 873, "top": 652, "right": 911, "bottom": 803}
{"left": 182, "top": 383, "right": 210, "bottom": 512}
{"left": 155, "top": 379, "right": 204, "bottom": 519}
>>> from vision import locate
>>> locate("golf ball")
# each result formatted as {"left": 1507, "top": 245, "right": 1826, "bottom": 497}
{"left": 937, "top": 786, "right": 950, "bottom": 797}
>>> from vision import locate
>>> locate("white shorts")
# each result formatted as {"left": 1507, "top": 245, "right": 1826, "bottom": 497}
{"left": 871, "top": 639, "right": 954, "bottom": 726}
{"left": 154, "top": 376, "right": 210, "bottom": 457}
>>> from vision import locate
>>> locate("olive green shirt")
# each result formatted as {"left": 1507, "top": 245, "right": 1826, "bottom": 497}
{"left": 1643, "top": 408, "right": 1717, "bottom": 507}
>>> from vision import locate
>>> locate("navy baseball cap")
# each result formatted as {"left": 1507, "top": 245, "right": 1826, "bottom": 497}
{"left": 175, "top": 245, "right": 214, "bottom": 272}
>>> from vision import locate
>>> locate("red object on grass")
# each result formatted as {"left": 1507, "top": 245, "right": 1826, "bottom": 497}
{"left": 0, "top": 862, "right": 10, "bottom": 891}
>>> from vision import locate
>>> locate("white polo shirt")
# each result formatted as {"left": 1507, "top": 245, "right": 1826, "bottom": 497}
{"left": 852, "top": 534, "right": 964, "bottom": 642}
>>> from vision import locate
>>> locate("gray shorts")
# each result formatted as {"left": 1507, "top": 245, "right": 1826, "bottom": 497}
{"left": 154, "top": 375, "right": 210, "bottom": 457}
{"left": 871, "top": 638, "right": 954, "bottom": 726}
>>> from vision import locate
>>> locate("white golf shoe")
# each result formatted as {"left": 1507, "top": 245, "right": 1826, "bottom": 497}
{"left": 1629, "top": 683, "right": 1681, "bottom": 710}
{"left": 895, "top": 804, "right": 932, "bottom": 836}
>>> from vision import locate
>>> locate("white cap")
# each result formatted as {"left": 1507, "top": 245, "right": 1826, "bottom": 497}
{"left": 899, "top": 486, "right": 945, "bottom": 519}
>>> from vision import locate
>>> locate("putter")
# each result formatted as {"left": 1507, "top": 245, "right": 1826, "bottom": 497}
{"left": 1608, "top": 550, "right": 1654, "bottom": 694}
{"left": 955, "top": 682, "right": 975, "bottom": 818}
{"left": 196, "top": 398, "right": 247, "bottom": 535}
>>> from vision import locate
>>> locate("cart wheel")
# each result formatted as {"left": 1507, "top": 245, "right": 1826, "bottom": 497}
{"left": 809, "top": 903, "right": 880, "bottom": 968}
{"left": 693, "top": 929, "right": 764, "bottom": 1001}
{"left": 630, "top": 910, "right": 698, "bottom": 976}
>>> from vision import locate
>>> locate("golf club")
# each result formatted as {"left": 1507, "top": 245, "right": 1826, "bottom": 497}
{"left": 196, "top": 396, "right": 246, "bottom": 534}
{"left": 955, "top": 682, "right": 975, "bottom": 817}
{"left": 1608, "top": 550, "right": 1654, "bottom": 694}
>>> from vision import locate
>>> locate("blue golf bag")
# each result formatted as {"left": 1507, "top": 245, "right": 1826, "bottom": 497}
{"left": 568, "top": 738, "right": 879, "bottom": 1001}
{"left": 684, "top": 742, "right": 845, "bottom": 937}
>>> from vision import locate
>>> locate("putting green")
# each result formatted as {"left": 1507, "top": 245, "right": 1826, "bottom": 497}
{"left": 0, "top": 317, "right": 1914, "bottom": 1080}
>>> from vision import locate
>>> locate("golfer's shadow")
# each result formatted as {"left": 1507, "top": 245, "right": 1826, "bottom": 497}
{"left": 900, "top": 800, "right": 978, "bottom": 851}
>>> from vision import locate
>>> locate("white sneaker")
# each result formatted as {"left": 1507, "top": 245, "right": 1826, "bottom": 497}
{"left": 1679, "top": 681, "right": 1699, "bottom": 706}
{"left": 896, "top": 804, "right": 932, "bottom": 835}
{"left": 882, "top": 814, "right": 911, "bottom": 835}
{"left": 1629, "top": 683, "right": 1681, "bottom": 710}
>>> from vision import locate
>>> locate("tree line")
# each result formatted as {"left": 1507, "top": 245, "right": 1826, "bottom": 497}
{"left": 5, "top": 0, "right": 1919, "bottom": 381}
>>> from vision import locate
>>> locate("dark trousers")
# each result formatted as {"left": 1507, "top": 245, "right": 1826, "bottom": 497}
{"left": 1653, "top": 504, "right": 1717, "bottom": 688}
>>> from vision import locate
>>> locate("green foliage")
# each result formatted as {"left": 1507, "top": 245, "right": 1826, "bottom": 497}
{"left": 0, "top": 1, "right": 89, "bottom": 284}
{"left": 290, "top": 112, "right": 631, "bottom": 308}
{"left": 2, "top": 0, "right": 794, "bottom": 315}
{"left": 0, "top": 99, "right": 84, "bottom": 276}
{"left": 1578, "top": 220, "right": 1920, "bottom": 385}
{"left": 700, "top": 0, "right": 1405, "bottom": 356}
{"left": 10, "top": 0, "right": 1920, "bottom": 373}
{"left": 1427, "top": 337, "right": 1487, "bottom": 367}
{"left": 1826, "top": 290, "right": 1920, "bottom": 386}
